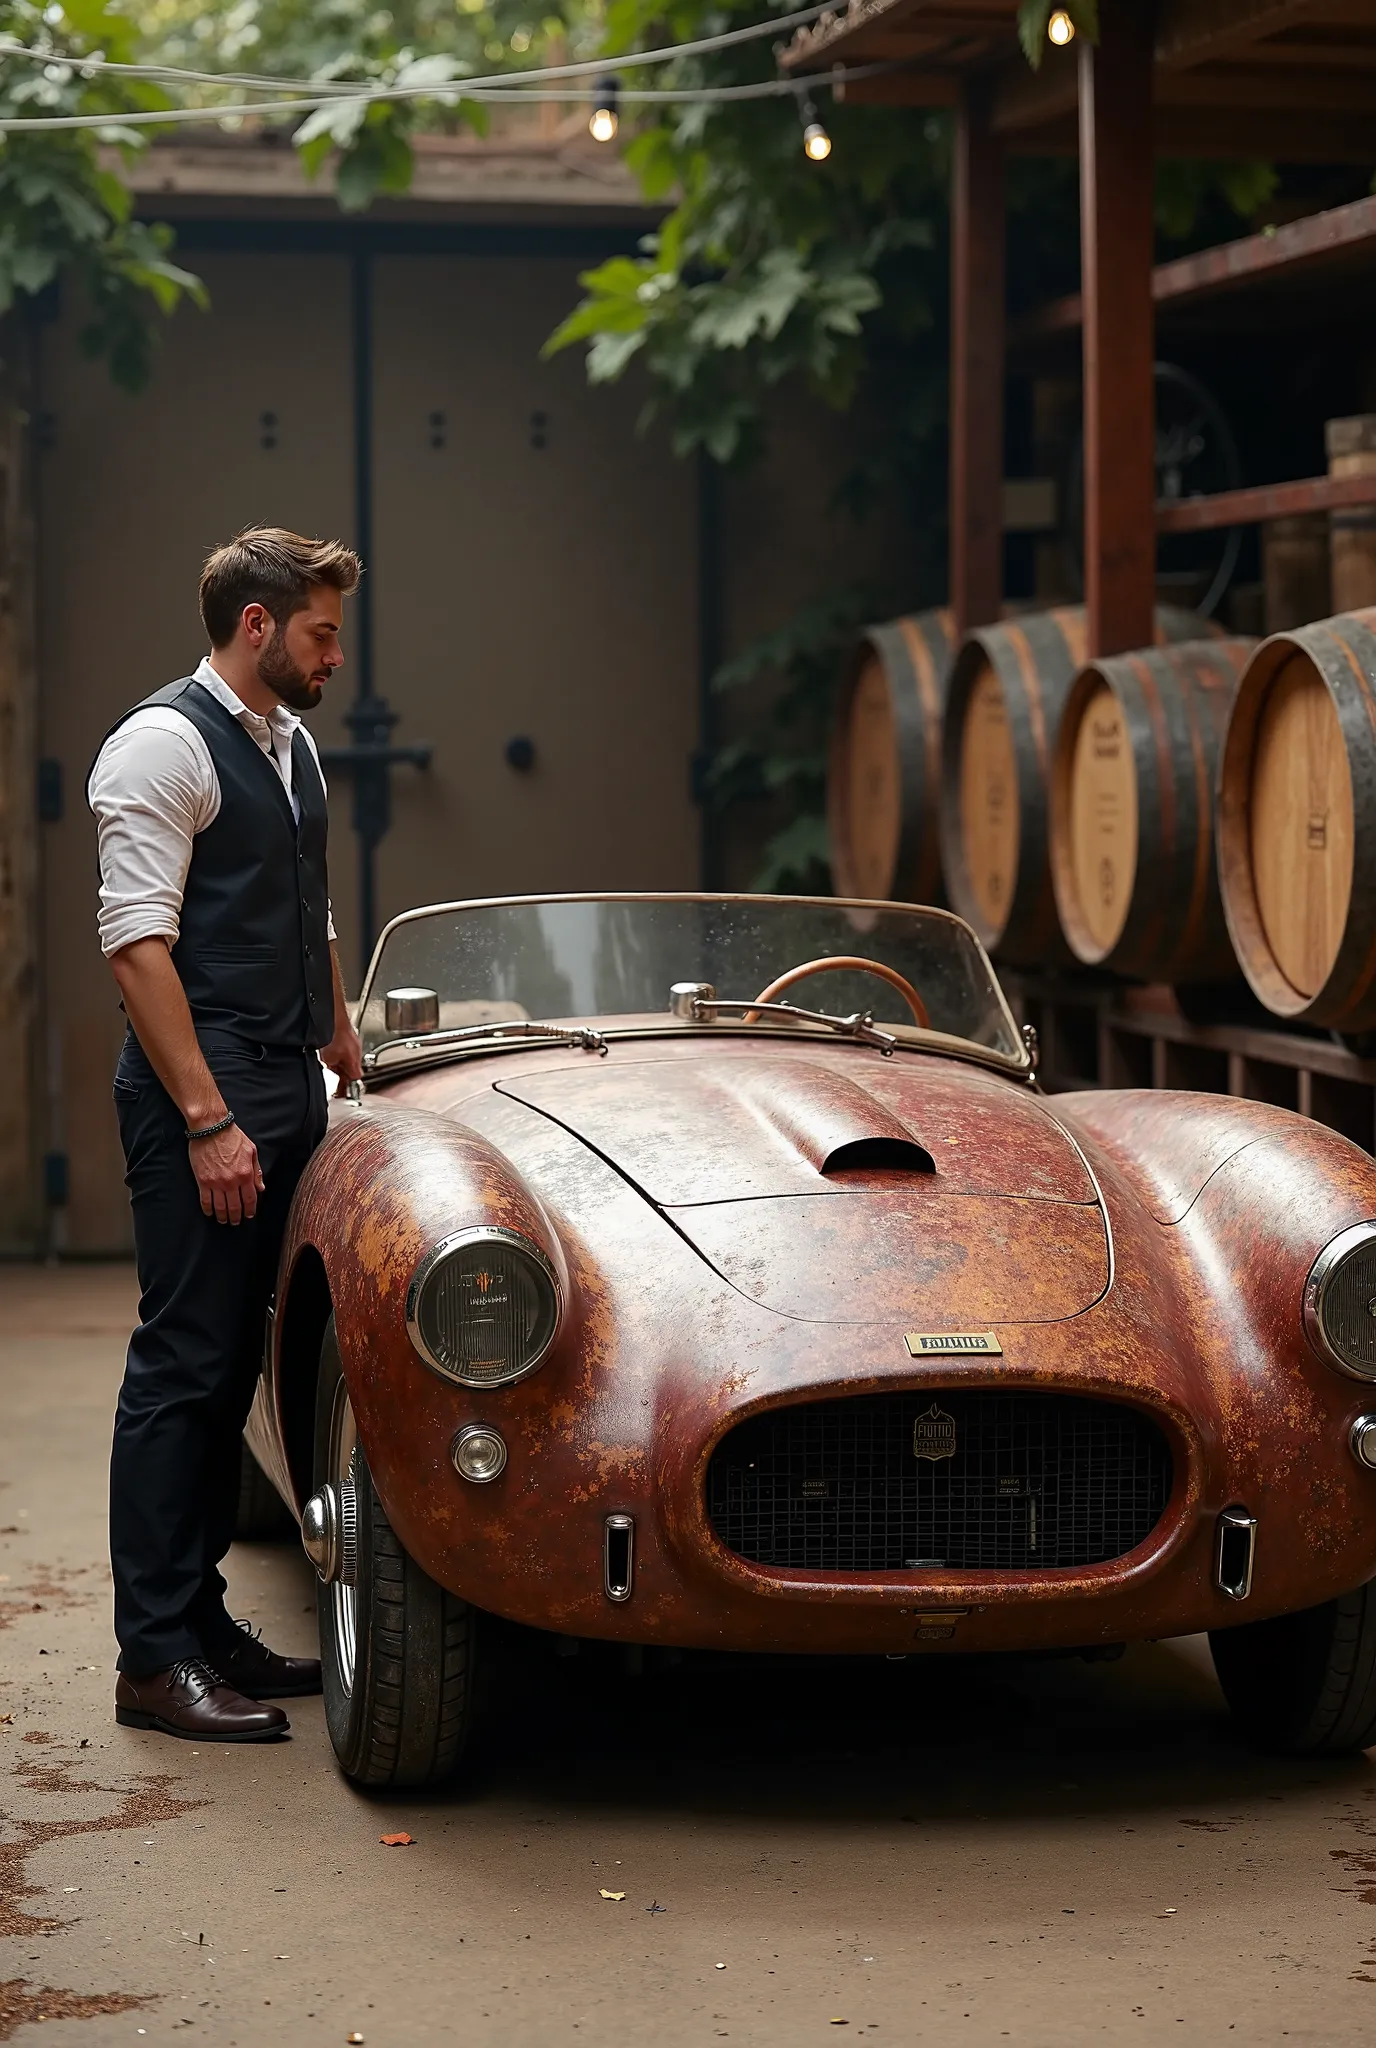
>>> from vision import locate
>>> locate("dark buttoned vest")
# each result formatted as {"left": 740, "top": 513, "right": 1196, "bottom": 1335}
{"left": 94, "top": 678, "right": 333, "bottom": 1047}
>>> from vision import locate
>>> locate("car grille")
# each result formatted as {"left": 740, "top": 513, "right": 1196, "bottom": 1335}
{"left": 706, "top": 1391, "right": 1172, "bottom": 1572}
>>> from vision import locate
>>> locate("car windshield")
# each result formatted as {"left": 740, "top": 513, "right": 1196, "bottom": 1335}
{"left": 358, "top": 895, "right": 1024, "bottom": 1067}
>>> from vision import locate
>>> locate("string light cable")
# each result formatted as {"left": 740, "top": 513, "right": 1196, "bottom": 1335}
{"left": 469, "top": 67, "right": 885, "bottom": 103}
{"left": 0, "top": 8, "right": 861, "bottom": 129}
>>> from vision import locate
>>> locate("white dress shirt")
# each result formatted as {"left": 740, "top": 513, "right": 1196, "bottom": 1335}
{"left": 88, "top": 657, "right": 335, "bottom": 960}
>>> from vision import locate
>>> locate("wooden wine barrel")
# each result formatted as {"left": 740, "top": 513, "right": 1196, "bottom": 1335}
{"left": 940, "top": 605, "right": 1216, "bottom": 966}
{"left": 1050, "top": 637, "right": 1254, "bottom": 983}
{"left": 828, "top": 609, "right": 954, "bottom": 902}
{"left": 1217, "top": 608, "right": 1376, "bottom": 1030}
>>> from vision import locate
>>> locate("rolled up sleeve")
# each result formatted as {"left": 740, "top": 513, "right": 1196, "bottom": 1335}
{"left": 88, "top": 721, "right": 212, "bottom": 958}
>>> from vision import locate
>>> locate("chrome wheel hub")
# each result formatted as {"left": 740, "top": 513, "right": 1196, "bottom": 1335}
{"left": 313, "top": 1378, "right": 359, "bottom": 1697}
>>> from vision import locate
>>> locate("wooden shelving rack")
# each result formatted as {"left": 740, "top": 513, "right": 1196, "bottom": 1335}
{"left": 1002, "top": 974, "right": 1376, "bottom": 1154}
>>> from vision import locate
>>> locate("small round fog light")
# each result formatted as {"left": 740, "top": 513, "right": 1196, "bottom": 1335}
{"left": 1352, "top": 1415, "right": 1376, "bottom": 1470}
{"left": 452, "top": 1424, "right": 507, "bottom": 1484}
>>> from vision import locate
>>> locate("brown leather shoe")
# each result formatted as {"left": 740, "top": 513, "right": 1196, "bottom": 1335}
{"left": 207, "top": 1620, "right": 322, "bottom": 1699}
{"left": 115, "top": 1658, "right": 290, "bottom": 1742}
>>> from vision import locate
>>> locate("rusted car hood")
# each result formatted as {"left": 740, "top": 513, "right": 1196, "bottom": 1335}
{"left": 494, "top": 1054, "right": 1107, "bottom": 1325}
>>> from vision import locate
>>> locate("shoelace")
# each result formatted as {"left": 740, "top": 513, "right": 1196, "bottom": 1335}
{"left": 207, "top": 1621, "right": 271, "bottom": 1667}
{"left": 166, "top": 1657, "right": 222, "bottom": 1698}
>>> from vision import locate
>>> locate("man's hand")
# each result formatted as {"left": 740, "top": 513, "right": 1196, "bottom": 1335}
{"left": 190, "top": 1122, "right": 265, "bottom": 1226}
{"left": 319, "top": 1017, "right": 363, "bottom": 1084}
{"left": 109, "top": 938, "right": 263, "bottom": 1227}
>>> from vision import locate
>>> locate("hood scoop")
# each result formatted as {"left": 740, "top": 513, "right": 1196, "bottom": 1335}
{"left": 491, "top": 1052, "right": 1105, "bottom": 1326}
{"left": 821, "top": 1135, "right": 935, "bottom": 1177}
{"left": 496, "top": 1057, "right": 935, "bottom": 1205}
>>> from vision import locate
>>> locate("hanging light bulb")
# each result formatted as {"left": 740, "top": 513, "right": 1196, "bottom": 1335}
{"left": 589, "top": 76, "right": 619, "bottom": 142}
{"left": 1047, "top": 8, "right": 1076, "bottom": 45}
{"left": 799, "top": 95, "right": 832, "bottom": 162}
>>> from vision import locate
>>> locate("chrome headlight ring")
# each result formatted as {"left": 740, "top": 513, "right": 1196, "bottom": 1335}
{"left": 1303, "top": 1221, "right": 1376, "bottom": 1381}
{"left": 405, "top": 1225, "right": 563, "bottom": 1389}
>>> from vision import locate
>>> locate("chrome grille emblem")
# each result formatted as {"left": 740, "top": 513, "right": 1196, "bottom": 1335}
{"left": 912, "top": 1403, "right": 957, "bottom": 1462}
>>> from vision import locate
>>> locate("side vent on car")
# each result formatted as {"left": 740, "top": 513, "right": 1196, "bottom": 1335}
{"left": 821, "top": 1136, "right": 935, "bottom": 1177}
{"left": 1215, "top": 1506, "right": 1257, "bottom": 1601}
{"left": 604, "top": 1513, "right": 635, "bottom": 1602}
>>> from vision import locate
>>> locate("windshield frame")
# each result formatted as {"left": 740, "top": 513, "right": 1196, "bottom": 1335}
{"left": 355, "top": 891, "right": 1031, "bottom": 1082}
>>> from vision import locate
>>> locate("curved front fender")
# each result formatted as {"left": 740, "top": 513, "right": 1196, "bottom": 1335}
{"left": 267, "top": 1098, "right": 572, "bottom": 1528}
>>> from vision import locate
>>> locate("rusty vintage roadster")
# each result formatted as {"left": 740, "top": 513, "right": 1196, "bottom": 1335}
{"left": 241, "top": 893, "right": 1376, "bottom": 1785}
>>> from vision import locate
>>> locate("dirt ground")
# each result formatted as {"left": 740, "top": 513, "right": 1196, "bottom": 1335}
{"left": 3, "top": 1264, "right": 1376, "bottom": 2047}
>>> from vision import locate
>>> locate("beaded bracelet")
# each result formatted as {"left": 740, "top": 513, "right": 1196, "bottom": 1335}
{"left": 186, "top": 1111, "right": 237, "bottom": 1143}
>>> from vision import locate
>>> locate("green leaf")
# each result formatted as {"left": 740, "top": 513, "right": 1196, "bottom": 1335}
{"left": 335, "top": 146, "right": 382, "bottom": 212}
{"left": 296, "top": 129, "right": 336, "bottom": 181}
{"left": 9, "top": 242, "right": 57, "bottom": 292}
{"left": 586, "top": 326, "right": 647, "bottom": 381}
{"left": 92, "top": 166, "right": 131, "bottom": 222}
{"left": 690, "top": 250, "right": 811, "bottom": 351}
{"left": 624, "top": 125, "right": 679, "bottom": 202}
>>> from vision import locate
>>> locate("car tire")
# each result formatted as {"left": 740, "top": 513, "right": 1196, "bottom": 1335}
{"left": 234, "top": 1439, "right": 296, "bottom": 1541}
{"left": 314, "top": 1314, "right": 476, "bottom": 1787}
{"left": 1209, "top": 1582, "right": 1376, "bottom": 1754}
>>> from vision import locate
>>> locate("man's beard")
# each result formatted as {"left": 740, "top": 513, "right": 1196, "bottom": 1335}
{"left": 257, "top": 626, "right": 323, "bottom": 711}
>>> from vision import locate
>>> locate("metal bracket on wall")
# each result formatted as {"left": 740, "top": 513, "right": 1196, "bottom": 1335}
{"left": 318, "top": 696, "right": 432, "bottom": 965}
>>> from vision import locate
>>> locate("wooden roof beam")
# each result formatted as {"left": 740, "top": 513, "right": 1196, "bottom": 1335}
{"left": 1080, "top": 3, "right": 1157, "bottom": 659}
{"left": 950, "top": 81, "right": 1006, "bottom": 635}
{"left": 836, "top": 68, "right": 963, "bottom": 101}
{"left": 781, "top": 0, "right": 1017, "bottom": 72}
{"left": 1012, "top": 192, "right": 1376, "bottom": 346}
{"left": 1160, "top": 63, "right": 1376, "bottom": 105}
{"left": 1153, "top": 0, "right": 1364, "bottom": 71}
{"left": 1224, "top": 39, "right": 1376, "bottom": 64}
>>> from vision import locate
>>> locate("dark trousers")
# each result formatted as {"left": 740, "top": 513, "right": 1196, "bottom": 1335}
{"left": 110, "top": 1028, "right": 327, "bottom": 1675}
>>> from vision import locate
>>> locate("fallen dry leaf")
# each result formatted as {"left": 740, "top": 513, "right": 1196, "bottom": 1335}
{"left": 380, "top": 1834, "right": 415, "bottom": 1848}
{"left": 599, "top": 1889, "right": 626, "bottom": 1901}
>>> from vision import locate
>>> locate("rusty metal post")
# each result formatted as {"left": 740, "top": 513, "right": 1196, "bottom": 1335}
{"left": 1080, "top": 4, "right": 1156, "bottom": 658}
{"left": 950, "top": 81, "right": 1005, "bottom": 637}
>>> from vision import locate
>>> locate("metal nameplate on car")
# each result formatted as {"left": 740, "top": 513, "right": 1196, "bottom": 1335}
{"left": 904, "top": 1331, "right": 1003, "bottom": 1357}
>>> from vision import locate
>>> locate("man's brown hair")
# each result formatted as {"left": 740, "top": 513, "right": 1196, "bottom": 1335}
{"left": 199, "top": 527, "right": 362, "bottom": 647}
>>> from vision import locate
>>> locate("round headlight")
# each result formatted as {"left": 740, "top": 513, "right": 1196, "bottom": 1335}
{"left": 405, "top": 1227, "right": 561, "bottom": 1388}
{"left": 1304, "top": 1222, "right": 1376, "bottom": 1379}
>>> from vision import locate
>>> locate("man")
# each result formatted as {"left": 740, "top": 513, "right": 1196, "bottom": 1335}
{"left": 89, "top": 527, "right": 364, "bottom": 1742}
